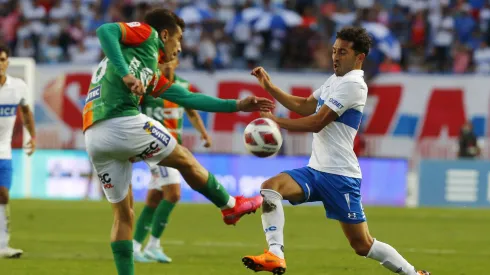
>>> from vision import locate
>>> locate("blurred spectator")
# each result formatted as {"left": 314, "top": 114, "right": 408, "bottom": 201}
{"left": 69, "top": 40, "right": 100, "bottom": 64}
{"left": 198, "top": 31, "right": 217, "bottom": 72}
{"left": 0, "top": 0, "right": 489, "bottom": 75}
{"left": 301, "top": 5, "right": 317, "bottom": 29}
{"left": 452, "top": 43, "right": 471, "bottom": 73}
{"left": 454, "top": 4, "right": 477, "bottom": 44}
{"left": 49, "top": 0, "right": 71, "bottom": 21}
{"left": 244, "top": 33, "right": 263, "bottom": 69}
{"left": 42, "top": 37, "right": 63, "bottom": 63}
{"left": 473, "top": 41, "right": 490, "bottom": 74}
{"left": 379, "top": 57, "right": 402, "bottom": 73}
{"left": 458, "top": 121, "right": 480, "bottom": 159}
{"left": 15, "top": 38, "right": 35, "bottom": 58}
{"left": 430, "top": 6, "right": 454, "bottom": 72}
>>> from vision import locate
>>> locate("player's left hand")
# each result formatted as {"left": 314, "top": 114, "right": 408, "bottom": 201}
{"left": 259, "top": 111, "right": 275, "bottom": 121}
{"left": 201, "top": 134, "right": 212, "bottom": 148}
{"left": 25, "top": 138, "right": 36, "bottom": 156}
{"left": 237, "top": 96, "right": 275, "bottom": 112}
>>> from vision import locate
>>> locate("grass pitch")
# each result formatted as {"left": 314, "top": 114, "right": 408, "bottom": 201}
{"left": 2, "top": 199, "right": 488, "bottom": 274}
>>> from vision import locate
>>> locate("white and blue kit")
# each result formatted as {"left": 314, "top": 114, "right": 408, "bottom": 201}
{"left": 0, "top": 75, "right": 27, "bottom": 190}
{"left": 284, "top": 70, "right": 368, "bottom": 224}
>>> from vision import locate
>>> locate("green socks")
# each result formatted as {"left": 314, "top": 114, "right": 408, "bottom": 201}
{"left": 197, "top": 172, "right": 231, "bottom": 208}
{"left": 111, "top": 240, "right": 134, "bottom": 275}
{"left": 151, "top": 200, "right": 176, "bottom": 238}
{"left": 133, "top": 206, "right": 155, "bottom": 243}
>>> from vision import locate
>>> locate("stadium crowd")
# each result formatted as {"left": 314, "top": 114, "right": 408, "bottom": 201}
{"left": 1, "top": 0, "right": 490, "bottom": 75}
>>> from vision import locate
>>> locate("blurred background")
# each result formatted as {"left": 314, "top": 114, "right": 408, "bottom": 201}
{"left": 2, "top": 0, "right": 490, "bottom": 208}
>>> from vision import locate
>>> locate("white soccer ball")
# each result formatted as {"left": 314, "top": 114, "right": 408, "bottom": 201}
{"left": 243, "top": 118, "right": 283, "bottom": 158}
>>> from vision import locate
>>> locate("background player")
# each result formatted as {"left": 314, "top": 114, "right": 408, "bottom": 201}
{"left": 241, "top": 27, "right": 430, "bottom": 275}
{"left": 0, "top": 44, "right": 36, "bottom": 258}
{"left": 83, "top": 9, "right": 273, "bottom": 275}
{"left": 133, "top": 58, "right": 212, "bottom": 263}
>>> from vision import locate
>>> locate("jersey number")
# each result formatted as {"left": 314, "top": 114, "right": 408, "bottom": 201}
{"left": 91, "top": 58, "right": 108, "bottom": 84}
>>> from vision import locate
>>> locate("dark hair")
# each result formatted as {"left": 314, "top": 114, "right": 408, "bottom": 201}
{"left": 336, "top": 26, "right": 372, "bottom": 56}
{"left": 144, "top": 8, "right": 185, "bottom": 36}
{"left": 0, "top": 44, "right": 10, "bottom": 58}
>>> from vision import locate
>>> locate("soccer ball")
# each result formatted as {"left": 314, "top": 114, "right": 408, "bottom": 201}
{"left": 243, "top": 118, "right": 283, "bottom": 158}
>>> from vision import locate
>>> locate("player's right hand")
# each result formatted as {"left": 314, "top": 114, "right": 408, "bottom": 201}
{"left": 237, "top": 96, "right": 275, "bottom": 112}
{"left": 251, "top": 67, "right": 273, "bottom": 91}
{"left": 123, "top": 74, "right": 145, "bottom": 96}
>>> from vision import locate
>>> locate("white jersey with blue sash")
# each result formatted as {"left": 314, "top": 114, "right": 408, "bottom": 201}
{"left": 308, "top": 70, "right": 367, "bottom": 179}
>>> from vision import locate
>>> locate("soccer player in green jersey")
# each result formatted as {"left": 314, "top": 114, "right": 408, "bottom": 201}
{"left": 133, "top": 58, "right": 212, "bottom": 263}
{"left": 82, "top": 9, "right": 273, "bottom": 275}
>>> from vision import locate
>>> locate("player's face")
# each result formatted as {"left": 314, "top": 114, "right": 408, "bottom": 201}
{"left": 0, "top": 52, "right": 8, "bottom": 77}
{"left": 332, "top": 39, "right": 358, "bottom": 76}
{"left": 162, "top": 26, "right": 183, "bottom": 63}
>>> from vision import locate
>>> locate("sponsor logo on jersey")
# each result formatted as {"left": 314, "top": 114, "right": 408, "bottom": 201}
{"left": 143, "top": 121, "right": 171, "bottom": 146}
{"left": 86, "top": 86, "right": 101, "bottom": 103}
{"left": 328, "top": 98, "right": 344, "bottom": 109}
{"left": 0, "top": 104, "right": 17, "bottom": 117}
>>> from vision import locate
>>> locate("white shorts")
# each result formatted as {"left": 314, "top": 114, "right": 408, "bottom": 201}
{"left": 85, "top": 114, "right": 177, "bottom": 203}
{"left": 148, "top": 166, "right": 181, "bottom": 190}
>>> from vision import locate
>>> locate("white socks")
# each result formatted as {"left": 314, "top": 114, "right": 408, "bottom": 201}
{"left": 147, "top": 235, "right": 160, "bottom": 249}
{"left": 367, "top": 239, "right": 417, "bottom": 275}
{"left": 133, "top": 236, "right": 161, "bottom": 252}
{"left": 132, "top": 240, "right": 142, "bottom": 252}
{"left": 220, "top": 196, "right": 236, "bottom": 210}
{"left": 0, "top": 204, "right": 9, "bottom": 249}
{"left": 260, "top": 189, "right": 285, "bottom": 259}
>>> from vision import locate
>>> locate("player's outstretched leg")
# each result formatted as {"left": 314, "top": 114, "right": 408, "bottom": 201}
{"left": 341, "top": 222, "right": 430, "bottom": 275}
{"left": 133, "top": 188, "right": 160, "bottom": 263}
{"left": 158, "top": 144, "right": 263, "bottom": 225}
{"left": 143, "top": 183, "right": 179, "bottom": 263}
{"left": 242, "top": 173, "right": 304, "bottom": 275}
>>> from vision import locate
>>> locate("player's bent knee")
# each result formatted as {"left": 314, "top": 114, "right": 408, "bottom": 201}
{"left": 261, "top": 177, "right": 281, "bottom": 191}
{"left": 146, "top": 198, "right": 160, "bottom": 209}
{"left": 164, "top": 190, "right": 180, "bottom": 203}
{"left": 146, "top": 189, "right": 162, "bottom": 208}
{"left": 113, "top": 204, "right": 134, "bottom": 224}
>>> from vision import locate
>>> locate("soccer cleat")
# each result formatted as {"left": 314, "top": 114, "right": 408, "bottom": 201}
{"left": 133, "top": 250, "right": 156, "bottom": 263}
{"left": 143, "top": 246, "right": 172, "bottom": 263}
{"left": 417, "top": 271, "right": 431, "bottom": 275}
{"left": 242, "top": 250, "right": 287, "bottom": 275}
{"left": 222, "top": 195, "right": 263, "bottom": 225}
{"left": 0, "top": 247, "right": 23, "bottom": 259}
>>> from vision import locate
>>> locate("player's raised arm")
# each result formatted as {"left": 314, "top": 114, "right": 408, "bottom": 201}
{"left": 261, "top": 81, "right": 363, "bottom": 133}
{"left": 158, "top": 83, "right": 275, "bottom": 113}
{"left": 96, "top": 23, "right": 130, "bottom": 78}
{"left": 251, "top": 67, "right": 318, "bottom": 116}
{"left": 96, "top": 23, "right": 146, "bottom": 95}
{"left": 185, "top": 109, "right": 212, "bottom": 148}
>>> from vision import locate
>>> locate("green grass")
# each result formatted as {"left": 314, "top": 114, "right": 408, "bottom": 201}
{"left": 2, "top": 199, "right": 489, "bottom": 274}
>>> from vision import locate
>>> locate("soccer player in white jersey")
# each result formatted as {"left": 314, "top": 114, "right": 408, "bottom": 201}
{"left": 241, "top": 27, "right": 430, "bottom": 275}
{"left": 0, "top": 45, "right": 36, "bottom": 258}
